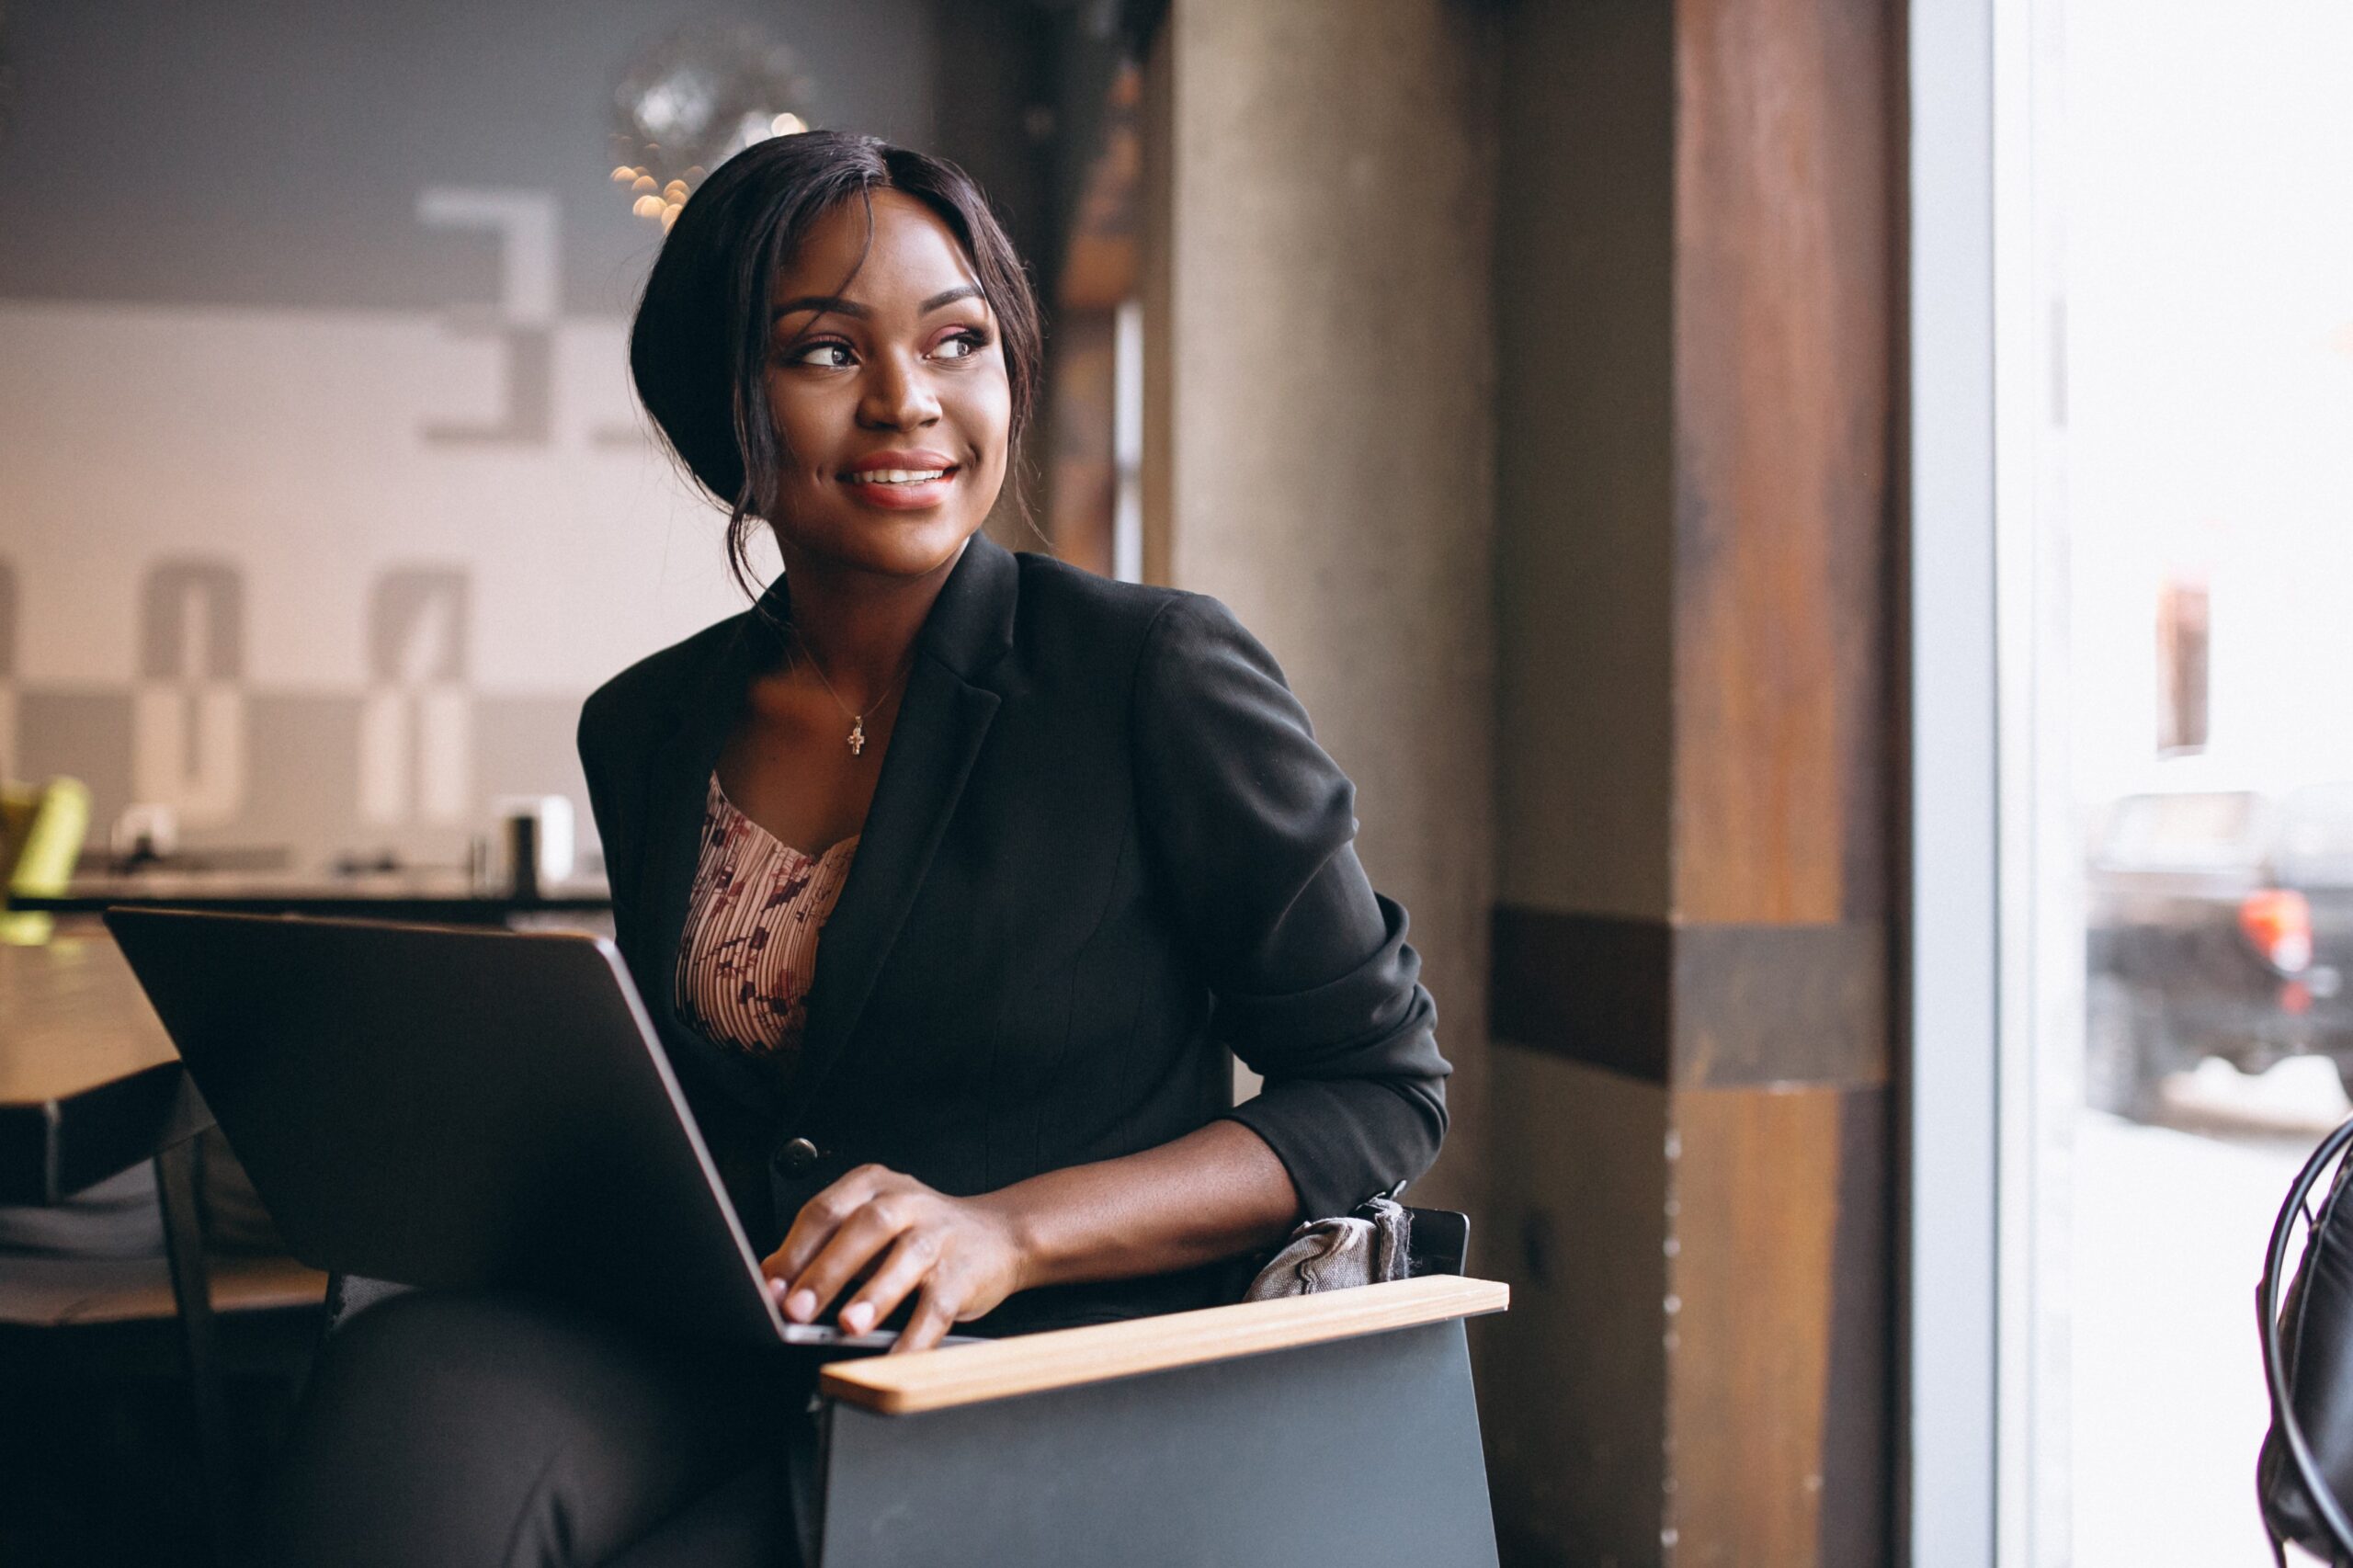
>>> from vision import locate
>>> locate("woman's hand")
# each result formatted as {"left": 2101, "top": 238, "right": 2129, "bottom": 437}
{"left": 763, "top": 1124, "right": 1299, "bottom": 1354}
{"left": 761, "top": 1165, "right": 1030, "bottom": 1354}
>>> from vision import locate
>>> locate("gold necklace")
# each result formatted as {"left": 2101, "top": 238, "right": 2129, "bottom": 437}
{"left": 792, "top": 633, "right": 914, "bottom": 756}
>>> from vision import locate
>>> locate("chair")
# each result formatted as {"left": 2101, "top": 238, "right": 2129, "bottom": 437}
{"left": 812, "top": 1272, "right": 1507, "bottom": 1567}
{"left": 0, "top": 1137, "right": 328, "bottom": 1568}
{"left": 323, "top": 1209, "right": 1506, "bottom": 1567}
{"left": 2260, "top": 1115, "right": 2353, "bottom": 1563}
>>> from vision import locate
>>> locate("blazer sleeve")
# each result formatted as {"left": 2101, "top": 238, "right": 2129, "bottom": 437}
{"left": 1131, "top": 593, "right": 1449, "bottom": 1221}
{"left": 575, "top": 686, "right": 642, "bottom": 948}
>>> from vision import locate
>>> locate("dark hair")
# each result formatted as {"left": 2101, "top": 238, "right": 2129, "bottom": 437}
{"left": 629, "top": 131, "right": 1042, "bottom": 596}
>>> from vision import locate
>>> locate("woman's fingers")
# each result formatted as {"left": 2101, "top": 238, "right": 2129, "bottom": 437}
{"left": 782, "top": 1191, "right": 916, "bottom": 1322}
{"left": 890, "top": 1279, "right": 963, "bottom": 1355}
{"left": 764, "top": 1168, "right": 1024, "bottom": 1340}
{"left": 765, "top": 1165, "right": 892, "bottom": 1288}
{"left": 836, "top": 1227, "right": 942, "bottom": 1335}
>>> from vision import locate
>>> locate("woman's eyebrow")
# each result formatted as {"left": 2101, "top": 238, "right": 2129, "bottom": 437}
{"left": 772, "top": 294, "right": 868, "bottom": 322}
{"left": 769, "top": 286, "right": 982, "bottom": 323}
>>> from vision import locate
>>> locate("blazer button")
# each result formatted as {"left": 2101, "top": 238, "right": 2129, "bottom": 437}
{"left": 779, "top": 1137, "right": 822, "bottom": 1173}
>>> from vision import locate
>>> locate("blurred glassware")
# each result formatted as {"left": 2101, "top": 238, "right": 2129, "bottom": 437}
{"left": 1, "top": 778, "right": 90, "bottom": 945}
{"left": 108, "top": 801, "right": 178, "bottom": 868}
{"left": 493, "top": 793, "right": 575, "bottom": 893}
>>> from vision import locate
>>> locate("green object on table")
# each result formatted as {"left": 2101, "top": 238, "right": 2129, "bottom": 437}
{"left": 1, "top": 778, "right": 91, "bottom": 945}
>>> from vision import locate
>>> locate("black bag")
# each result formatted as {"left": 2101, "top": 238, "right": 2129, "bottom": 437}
{"left": 2259, "top": 1114, "right": 2353, "bottom": 1564}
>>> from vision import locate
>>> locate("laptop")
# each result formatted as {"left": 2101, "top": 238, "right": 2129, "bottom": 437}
{"left": 104, "top": 906, "right": 905, "bottom": 1351}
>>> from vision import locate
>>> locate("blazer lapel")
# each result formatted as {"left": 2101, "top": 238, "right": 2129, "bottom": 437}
{"left": 790, "top": 537, "right": 1017, "bottom": 1104}
{"left": 634, "top": 596, "right": 790, "bottom": 1121}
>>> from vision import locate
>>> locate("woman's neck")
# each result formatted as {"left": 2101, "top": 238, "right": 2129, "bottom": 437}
{"left": 773, "top": 540, "right": 967, "bottom": 699}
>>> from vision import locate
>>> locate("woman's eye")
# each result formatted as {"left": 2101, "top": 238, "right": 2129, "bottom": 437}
{"left": 785, "top": 341, "right": 855, "bottom": 369}
{"left": 933, "top": 332, "right": 985, "bottom": 361}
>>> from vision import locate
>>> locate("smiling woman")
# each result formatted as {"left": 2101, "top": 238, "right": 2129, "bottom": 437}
{"left": 252, "top": 131, "right": 1449, "bottom": 1568}
{"left": 755, "top": 200, "right": 1009, "bottom": 574}
{"left": 629, "top": 135, "right": 1040, "bottom": 601}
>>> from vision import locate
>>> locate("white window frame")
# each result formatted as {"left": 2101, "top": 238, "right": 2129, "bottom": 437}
{"left": 1907, "top": 0, "right": 2041, "bottom": 1561}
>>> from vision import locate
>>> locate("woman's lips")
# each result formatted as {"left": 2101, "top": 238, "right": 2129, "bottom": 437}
{"left": 840, "top": 460, "right": 960, "bottom": 510}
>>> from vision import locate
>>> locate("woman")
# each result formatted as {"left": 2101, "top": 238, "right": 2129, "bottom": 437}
{"left": 258, "top": 132, "right": 1446, "bottom": 1567}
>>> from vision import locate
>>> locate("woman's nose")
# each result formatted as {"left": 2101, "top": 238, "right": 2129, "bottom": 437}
{"left": 858, "top": 352, "right": 941, "bottom": 430}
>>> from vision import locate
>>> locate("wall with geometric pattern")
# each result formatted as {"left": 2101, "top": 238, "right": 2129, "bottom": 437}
{"left": 0, "top": 0, "right": 938, "bottom": 870}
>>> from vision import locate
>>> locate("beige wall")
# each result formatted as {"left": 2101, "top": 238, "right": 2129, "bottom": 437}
{"left": 0, "top": 3, "right": 940, "bottom": 869}
{"left": 1144, "top": 0, "right": 1499, "bottom": 1215}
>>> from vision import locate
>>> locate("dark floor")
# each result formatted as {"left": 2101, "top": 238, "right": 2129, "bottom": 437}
{"left": 0, "top": 1311, "right": 318, "bottom": 1567}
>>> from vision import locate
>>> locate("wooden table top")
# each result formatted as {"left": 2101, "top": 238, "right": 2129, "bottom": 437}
{"left": 0, "top": 920, "right": 207, "bottom": 1202}
{"left": 0, "top": 896, "right": 608, "bottom": 1201}
{"left": 0, "top": 922, "right": 178, "bottom": 1109}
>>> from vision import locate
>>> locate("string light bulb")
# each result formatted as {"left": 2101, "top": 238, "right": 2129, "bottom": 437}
{"left": 610, "top": 20, "right": 815, "bottom": 225}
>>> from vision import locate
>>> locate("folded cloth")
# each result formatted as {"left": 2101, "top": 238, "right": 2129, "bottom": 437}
{"left": 0, "top": 1164, "right": 165, "bottom": 1257}
{"left": 1243, "top": 1195, "right": 1413, "bottom": 1300}
{"left": 0, "top": 1132, "right": 285, "bottom": 1262}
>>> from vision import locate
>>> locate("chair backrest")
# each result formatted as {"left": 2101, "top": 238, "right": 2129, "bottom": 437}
{"left": 1405, "top": 1208, "right": 1470, "bottom": 1277}
{"left": 2260, "top": 1116, "right": 2353, "bottom": 1564}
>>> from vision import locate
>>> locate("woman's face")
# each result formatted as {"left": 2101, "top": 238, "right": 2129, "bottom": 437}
{"left": 761, "top": 189, "right": 1011, "bottom": 580}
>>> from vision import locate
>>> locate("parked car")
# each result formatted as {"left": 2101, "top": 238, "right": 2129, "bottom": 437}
{"left": 2085, "top": 787, "right": 2353, "bottom": 1119}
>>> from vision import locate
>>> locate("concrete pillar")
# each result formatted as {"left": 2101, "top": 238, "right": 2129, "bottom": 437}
{"left": 1141, "top": 0, "right": 1498, "bottom": 1216}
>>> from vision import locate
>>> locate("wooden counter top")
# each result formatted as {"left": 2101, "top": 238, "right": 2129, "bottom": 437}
{"left": 0, "top": 924, "right": 178, "bottom": 1106}
{"left": 0, "top": 923, "right": 200, "bottom": 1202}
{"left": 17, "top": 872, "right": 613, "bottom": 923}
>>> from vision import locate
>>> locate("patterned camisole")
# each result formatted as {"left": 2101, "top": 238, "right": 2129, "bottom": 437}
{"left": 674, "top": 772, "right": 859, "bottom": 1067}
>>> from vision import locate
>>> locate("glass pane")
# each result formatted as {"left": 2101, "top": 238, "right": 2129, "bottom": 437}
{"left": 2018, "top": 3, "right": 2353, "bottom": 1562}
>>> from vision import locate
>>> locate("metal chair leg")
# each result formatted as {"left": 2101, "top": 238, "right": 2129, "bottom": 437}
{"left": 156, "top": 1135, "right": 233, "bottom": 1568}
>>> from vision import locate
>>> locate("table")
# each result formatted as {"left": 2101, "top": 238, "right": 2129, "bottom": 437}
{"left": 17, "top": 870, "right": 614, "bottom": 926}
{"left": 1, "top": 898, "right": 615, "bottom": 1549}
{"left": 0, "top": 922, "right": 243, "bottom": 1556}
{"left": 0, "top": 923, "right": 205, "bottom": 1205}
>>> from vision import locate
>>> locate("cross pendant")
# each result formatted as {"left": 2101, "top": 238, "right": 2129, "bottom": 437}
{"left": 847, "top": 717, "right": 867, "bottom": 756}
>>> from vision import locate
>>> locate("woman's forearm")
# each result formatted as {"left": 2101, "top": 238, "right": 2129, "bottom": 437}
{"left": 764, "top": 1120, "right": 1303, "bottom": 1350}
{"left": 976, "top": 1119, "right": 1302, "bottom": 1293}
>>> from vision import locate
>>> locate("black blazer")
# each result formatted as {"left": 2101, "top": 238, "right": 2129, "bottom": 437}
{"left": 576, "top": 535, "right": 1448, "bottom": 1334}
